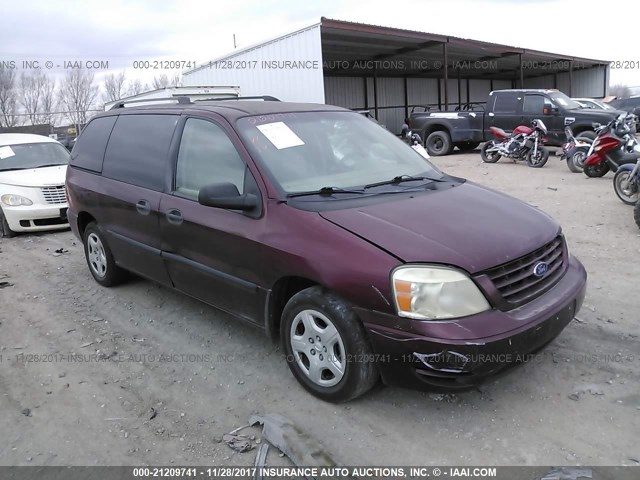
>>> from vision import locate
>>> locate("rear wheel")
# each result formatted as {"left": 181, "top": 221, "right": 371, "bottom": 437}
{"left": 83, "top": 222, "right": 127, "bottom": 287}
{"left": 425, "top": 131, "right": 453, "bottom": 156}
{"left": 576, "top": 130, "right": 597, "bottom": 141}
{"left": 526, "top": 147, "right": 549, "bottom": 168}
{"left": 0, "top": 208, "right": 17, "bottom": 238}
{"left": 613, "top": 170, "right": 640, "bottom": 205}
{"left": 456, "top": 141, "right": 480, "bottom": 152}
{"left": 480, "top": 141, "right": 501, "bottom": 163}
{"left": 584, "top": 162, "right": 610, "bottom": 178}
{"left": 281, "top": 286, "right": 379, "bottom": 402}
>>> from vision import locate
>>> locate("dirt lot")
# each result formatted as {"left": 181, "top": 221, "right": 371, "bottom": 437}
{"left": 0, "top": 149, "right": 638, "bottom": 468}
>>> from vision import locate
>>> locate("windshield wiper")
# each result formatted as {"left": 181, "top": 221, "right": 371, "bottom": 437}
{"left": 364, "top": 174, "right": 444, "bottom": 189}
{"left": 286, "top": 186, "right": 365, "bottom": 198}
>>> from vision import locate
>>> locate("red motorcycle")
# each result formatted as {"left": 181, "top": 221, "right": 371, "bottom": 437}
{"left": 583, "top": 114, "right": 639, "bottom": 178}
{"left": 480, "top": 119, "right": 549, "bottom": 168}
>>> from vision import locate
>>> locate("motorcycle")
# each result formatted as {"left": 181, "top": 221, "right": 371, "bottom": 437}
{"left": 480, "top": 119, "right": 549, "bottom": 168}
{"left": 404, "top": 130, "right": 430, "bottom": 159}
{"left": 583, "top": 113, "right": 639, "bottom": 178}
{"left": 613, "top": 156, "right": 640, "bottom": 205}
{"left": 560, "top": 126, "right": 593, "bottom": 173}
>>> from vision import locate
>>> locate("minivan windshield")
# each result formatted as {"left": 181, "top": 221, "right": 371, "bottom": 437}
{"left": 237, "top": 111, "right": 444, "bottom": 194}
{"left": 0, "top": 142, "right": 70, "bottom": 172}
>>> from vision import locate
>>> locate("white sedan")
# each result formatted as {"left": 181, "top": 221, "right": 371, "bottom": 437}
{"left": 0, "top": 133, "right": 71, "bottom": 237}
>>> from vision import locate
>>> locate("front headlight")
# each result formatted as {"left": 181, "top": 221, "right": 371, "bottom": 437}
{"left": 392, "top": 266, "right": 490, "bottom": 320}
{"left": 1, "top": 194, "right": 33, "bottom": 206}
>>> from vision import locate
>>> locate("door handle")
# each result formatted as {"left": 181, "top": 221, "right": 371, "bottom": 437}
{"left": 165, "top": 209, "right": 183, "bottom": 225}
{"left": 136, "top": 200, "right": 151, "bottom": 216}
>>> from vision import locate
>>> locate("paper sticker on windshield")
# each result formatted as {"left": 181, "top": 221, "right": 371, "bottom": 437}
{"left": 256, "top": 122, "right": 304, "bottom": 150}
{"left": 0, "top": 146, "right": 16, "bottom": 159}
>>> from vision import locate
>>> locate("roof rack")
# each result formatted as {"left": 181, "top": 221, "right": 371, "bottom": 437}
{"left": 193, "top": 95, "right": 280, "bottom": 102}
{"left": 109, "top": 95, "right": 281, "bottom": 111}
{"left": 109, "top": 96, "right": 192, "bottom": 110}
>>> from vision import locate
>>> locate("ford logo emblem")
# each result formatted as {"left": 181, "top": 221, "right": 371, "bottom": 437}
{"left": 533, "top": 261, "right": 549, "bottom": 277}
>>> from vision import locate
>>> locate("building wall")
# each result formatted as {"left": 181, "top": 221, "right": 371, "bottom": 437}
{"left": 183, "top": 25, "right": 325, "bottom": 103}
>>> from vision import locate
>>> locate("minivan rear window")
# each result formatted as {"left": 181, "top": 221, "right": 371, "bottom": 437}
{"left": 102, "top": 114, "right": 179, "bottom": 191}
{"left": 70, "top": 116, "right": 117, "bottom": 172}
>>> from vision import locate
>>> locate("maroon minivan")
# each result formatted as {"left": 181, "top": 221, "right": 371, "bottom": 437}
{"left": 66, "top": 98, "right": 587, "bottom": 402}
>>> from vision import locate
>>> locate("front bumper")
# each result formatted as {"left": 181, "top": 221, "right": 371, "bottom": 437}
{"left": 2, "top": 203, "right": 69, "bottom": 232}
{"left": 356, "top": 255, "right": 587, "bottom": 390}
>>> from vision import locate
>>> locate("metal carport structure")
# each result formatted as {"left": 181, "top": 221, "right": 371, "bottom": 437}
{"left": 183, "top": 18, "right": 609, "bottom": 133}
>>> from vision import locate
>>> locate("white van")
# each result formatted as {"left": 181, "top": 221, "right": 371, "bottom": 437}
{"left": 0, "top": 134, "right": 70, "bottom": 237}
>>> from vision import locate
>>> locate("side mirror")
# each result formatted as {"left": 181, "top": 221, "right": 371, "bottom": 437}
{"left": 198, "top": 182, "right": 258, "bottom": 211}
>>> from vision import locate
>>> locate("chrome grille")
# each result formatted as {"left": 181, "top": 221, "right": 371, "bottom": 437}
{"left": 41, "top": 185, "right": 67, "bottom": 205}
{"left": 485, "top": 236, "right": 566, "bottom": 306}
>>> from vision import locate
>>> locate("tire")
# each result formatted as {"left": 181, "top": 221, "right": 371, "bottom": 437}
{"left": 281, "top": 286, "right": 379, "bottom": 402}
{"left": 526, "top": 147, "right": 549, "bottom": 168}
{"left": 480, "top": 141, "right": 501, "bottom": 163}
{"left": 82, "top": 222, "right": 127, "bottom": 287}
{"left": 425, "top": 131, "right": 453, "bottom": 156}
{"left": 613, "top": 170, "right": 640, "bottom": 205}
{"left": 584, "top": 162, "right": 610, "bottom": 178}
{"left": 576, "top": 130, "right": 597, "bottom": 141}
{"left": 0, "top": 208, "right": 17, "bottom": 238}
{"left": 456, "top": 141, "right": 480, "bottom": 152}
{"left": 566, "top": 148, "right": 588, "bottom": 173}
{"left": 635, "top": 201, "right": 640, "bottom": 230}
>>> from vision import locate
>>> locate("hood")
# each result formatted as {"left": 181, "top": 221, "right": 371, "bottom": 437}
{"left": 567, "top": 108, "right": 620, "bottom": 121}
{"left": 0, "top": 165, "right": 67, "bottom": 187}
{"left": 319, "top": 182, "right": 560, "bottom": 274}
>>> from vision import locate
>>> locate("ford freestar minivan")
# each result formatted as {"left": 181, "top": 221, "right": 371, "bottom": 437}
{"left": 66, "top": 98, "right": 587, "bottom": 402}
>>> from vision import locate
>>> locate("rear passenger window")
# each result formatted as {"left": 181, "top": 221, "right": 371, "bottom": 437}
{"left": 70, "top": 116, "right": 117, "bottom": 172}
{"left": 102, "top": 114, "right": 179, "bottom": 191}
{"left": 493, "top": 94, "right": 520, "bottom": 113}
{"left": 175, "top": 118, "right": 246, "bottom": 199}
{"left": 523, "top": 95, "right": 544, "bottom": 114}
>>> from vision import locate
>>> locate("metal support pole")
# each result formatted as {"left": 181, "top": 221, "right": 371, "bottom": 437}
{"left": 373, "top": 69, "right": 379, "bottom": 120}
{"left": 443, "top": 43, "right": 449, "bottom": 110}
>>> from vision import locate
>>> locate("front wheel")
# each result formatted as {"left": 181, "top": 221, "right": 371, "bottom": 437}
{"left": 527, "top": 147, "right": 549, "bottom": 168}
{"left": 584, "top": 162, "right": 610, "bottom": 178}
{"left": 281, "top": 286, "right": 379, "bottom": 402}
{"left": 425, "top": 131, "right": 453, "bottom": 156}
{"left": 480, "top": 141, "right": 501, "bottom": 163}
{"left": 0, "top": 208, "right": 17, "bottom": 238}
{"left": 567, "top": 149, "right": 588, "bottom": 173}
{"left": 613, "top": 170, "right": 640, "bottom": 205}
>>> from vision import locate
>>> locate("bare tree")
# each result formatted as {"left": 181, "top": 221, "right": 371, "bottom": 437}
{"left": 58, "top": 69, "right": 99, "bottom": 132}
{"left": 0, "top": 68, "right": 19, "bottom": 128}
{"left": 102, "top": 72, "right": 127, "bottom": 102}
{"left": 19, "top": 71, "right": 57, "bottom": 125}
{"left": 40, "top": 75, "right": 57, "bottom": 126}
{"left": 151, "top": 73, "right": 180, "bottom": 90}
{"left": 609, "top": 84, "right": 631, "bottom": 99}
{"left": 126, "top": 78, "right": 148, "bottom": 97}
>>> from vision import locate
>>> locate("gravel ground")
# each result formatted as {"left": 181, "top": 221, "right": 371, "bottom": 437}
{"left": 0, "top": 147, "right": 638, "bottom": 467}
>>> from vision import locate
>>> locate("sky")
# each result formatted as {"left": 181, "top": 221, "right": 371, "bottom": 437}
{"left": 1, "top": 0, "right": 640, "bottom": 93}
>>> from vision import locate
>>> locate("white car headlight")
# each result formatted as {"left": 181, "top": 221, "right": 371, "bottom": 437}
{"left": 1, "top": 194, "right": 33, "bottom": 206}
{"left": 392, "top": 266, "right": 490, "bottom": 320}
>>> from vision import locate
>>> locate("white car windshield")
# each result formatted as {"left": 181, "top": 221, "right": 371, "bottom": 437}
{"left": 237, "top": 111, "right": 443, "bottom": 194}
{"left": 0, "top": 142, "right": 70, "bottom": 172}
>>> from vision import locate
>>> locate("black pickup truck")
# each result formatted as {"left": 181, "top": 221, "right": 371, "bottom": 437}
{"left": 408, "top": 89, "right": 625, "bottom": 156}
